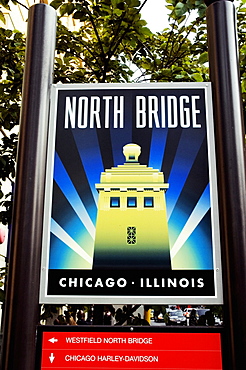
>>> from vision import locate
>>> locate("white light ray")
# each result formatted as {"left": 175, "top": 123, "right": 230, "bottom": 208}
{"left": 170, "top": 185, "right": 210, "bottom": 259}
{"left": 60, "top": 180, "right": 96, "bottom": 239}
{"left": 54, "top": 155, "right": 95, "bottom": 239}
{"left": 51, "top": 218, "right": 93, "bottom": 265}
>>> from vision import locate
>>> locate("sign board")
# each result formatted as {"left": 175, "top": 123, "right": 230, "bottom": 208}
{"left": 39, "top": 82, "right": 223, "bottom": 304}
{"left": 37, "top": 326, "right": 223, "bottom": 370}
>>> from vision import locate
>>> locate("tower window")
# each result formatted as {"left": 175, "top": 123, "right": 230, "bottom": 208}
{"left": 144, "top": 197, "right": 154, "bottom": 207}
{"left": 110, "top": 197, "right": 120, "bottom": 207}
{"left": 127, "top": 197, "right": 137, "bottom": 207}
{"left": 127, "top": 226, "right": 136, "bottom": 244}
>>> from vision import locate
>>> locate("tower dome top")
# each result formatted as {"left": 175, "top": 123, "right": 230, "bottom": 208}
{"left": 123, "top": 143, "right": 141, "bottom": 162}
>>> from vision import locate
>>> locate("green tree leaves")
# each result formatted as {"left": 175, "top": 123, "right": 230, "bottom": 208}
{"left": 166, "top": 0, "right": 206, "bottom": 20}
{"left": 51, "top": 0, "right": 152, "bottom": 83}
{"left": 133, "top": 12, "right": 209, "bottom": 84}
{"left": 238, "top": 0, "right": 246, "bottom": 127}
{"left": 0, "top": 28, "right": 25, "bottom": 224}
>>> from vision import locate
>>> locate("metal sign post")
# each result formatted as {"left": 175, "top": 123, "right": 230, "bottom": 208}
{"left": 0, "top": 4, "right": 56, "bottom": 370}
{"left": 205, "top": 0, "right": 246, "bottom": 368}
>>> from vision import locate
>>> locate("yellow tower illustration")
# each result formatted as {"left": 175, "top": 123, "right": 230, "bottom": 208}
{"left": 93, "top": 143, "right": 171, "bottom": 270}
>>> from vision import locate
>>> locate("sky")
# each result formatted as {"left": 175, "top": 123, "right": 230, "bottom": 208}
{"left": 140, "top": 0, "right": 169, "bottom": 33}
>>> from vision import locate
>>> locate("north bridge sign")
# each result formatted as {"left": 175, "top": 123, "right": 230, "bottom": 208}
{"left": 39, "top": 82, "right": 223, "bottom": 305}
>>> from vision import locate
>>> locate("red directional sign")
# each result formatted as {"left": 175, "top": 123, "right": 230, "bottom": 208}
{"left": 40, "top": 330, "right": 222, "bottom": 369}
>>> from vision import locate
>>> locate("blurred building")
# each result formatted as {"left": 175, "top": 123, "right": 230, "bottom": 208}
{"left": 93, "top": 143, "right": 171, "bottom": 270}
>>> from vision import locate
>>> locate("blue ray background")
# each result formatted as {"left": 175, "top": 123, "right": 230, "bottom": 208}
{"left": 48, "top": 87, "right": 214, "bottom": 270}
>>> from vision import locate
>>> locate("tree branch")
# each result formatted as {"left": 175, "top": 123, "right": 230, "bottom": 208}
{"left": 82, "top": 0, "right": 106, "bottom": 62}
{"left": 0, "top": 127, "right": 8, "bottom": 138}
{"left": 13, "top": 0, "right": 29, "bottom": 10}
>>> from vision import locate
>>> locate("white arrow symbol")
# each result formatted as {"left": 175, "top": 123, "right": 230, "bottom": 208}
{"left": 49, "top": 353, "right": 55, "bottom": 363}
{"left": 48, "top": 337, "right": 58, "bottom": 343}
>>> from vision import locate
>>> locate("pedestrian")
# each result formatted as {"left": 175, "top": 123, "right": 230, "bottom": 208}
{"left": 77, "top": 310, "right": 87, "bottom": 325}
{"left": 189, "top": 309, "right": 197, "bottom": 326}
{"left": 65, "top": 311, "right": 77, "bottom": 325}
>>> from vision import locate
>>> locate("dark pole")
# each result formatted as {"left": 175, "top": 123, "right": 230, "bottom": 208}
{"left": 205, "top": 1, "right": 246, "bottom": 369}
{"left": 0, "top": 4, "right": 56, "bottom": 369}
